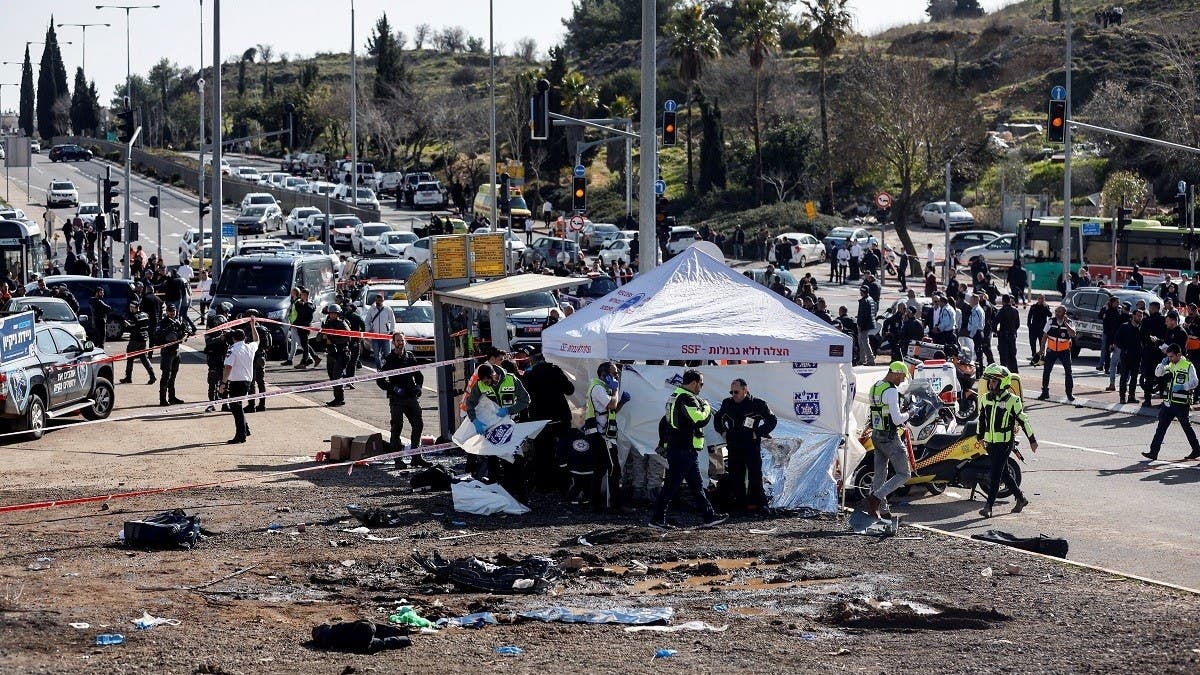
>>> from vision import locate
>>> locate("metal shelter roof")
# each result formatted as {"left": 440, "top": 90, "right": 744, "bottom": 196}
{"left": 435, "top": 274, "right": 584, "bottom": 310}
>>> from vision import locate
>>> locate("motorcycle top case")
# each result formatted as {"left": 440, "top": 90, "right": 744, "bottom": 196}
{"left": 123, "top": 509, "right": 202, "bottom": 550}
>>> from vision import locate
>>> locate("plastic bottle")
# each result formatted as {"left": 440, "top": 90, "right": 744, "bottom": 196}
{"left": 654, "top": 648, "right": 677, "bottom": 659}
{"left": 495, "top": 645, "right": 523, "bottom": 656}
{"left": 95, "top": 634, "right": 125, "bottom": 646}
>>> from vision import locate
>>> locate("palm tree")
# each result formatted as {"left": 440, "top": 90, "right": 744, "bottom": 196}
{"left": 734, "top": 0, "right": 786, "bottom": 206}
{"left": 256, "top": 43, "right": 274, "bottom": 96}
{"left": 802, "top": 0, "right": 853, "bottom": 214}
{"left": 238, "top": 48, "right": 256, "bottom": 97}
{"left": 669, "top": 3, "right": 721, "bottom": 194}
{"left": 559, "top": 71, "right": 598, "bottom": 166}
{"left": 604, "top": 95, "right": 637, "bottom": 180}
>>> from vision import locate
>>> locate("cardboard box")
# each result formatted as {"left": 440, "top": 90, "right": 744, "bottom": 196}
{"left": 329, "top": 435, "right": 354, "bottom": 462}
{"left": 349, "top": 433, "right": 384, "bottom": 461}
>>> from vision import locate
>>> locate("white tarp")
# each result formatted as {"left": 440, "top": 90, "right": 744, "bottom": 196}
{"left": 451, "top": 480, "right": 531, "bottom": 515}
{"left": 451, "top": 396, "right": 548, "bottom": 463}
{"left": 542, "top": 247, "right": 853, "bottom": 363}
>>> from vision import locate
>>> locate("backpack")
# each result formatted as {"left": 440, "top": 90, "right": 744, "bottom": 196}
{"left": 123, "top": 509, "right": 202, "bottom": 550}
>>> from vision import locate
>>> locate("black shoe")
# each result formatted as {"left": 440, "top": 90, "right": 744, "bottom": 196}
{"left": 169, "top": 398, "right": 185, "bottom": 404}
{"left": 226, "top": 437, "right": 246, "bottom": 444}
{"left": 313, "top": 356, "right": 322, "bottom": 367}
{"left": 1066, "top": 394, "right": 1075, "bottom": 402}
{"left": 700, "top": 513, "right": 728, "bottom": 528}
{"left": 118, "top": 378, "right": 132, "bottom": 384}
{"left": 147, "top": 377, "right": 156, "bottom": 385}
{"left": 159, "top": 400, "right": 169, "bottom": 407}
{"left": 978, "top": 507, "right": 993, "bottom": 518}
{"left": 297, "top": 360, "right": 311, "bottom": 369}
{"left": 221, "top": 404, "right": 229, "bottom": 412}
{"left": 1141, "top": 451, "right": 1158, "bottom": 461}
{"left": 647, "top": 519, "right": 675, "bottom": 531}
{"left": 326, "top": 399, "right": 345, "bottom": 407}
{"left": 204, "top": 405, "right": 215, "bottom": 413}
{"left": 1182, "top": 453, "right": 1200, "bottom": 461}
{"left": 1012, "top": 496, "right": 1029, "bottom": 513}
{"left": 254, "top": 405, "right": 265, "bottom": 412}
{"left": 1036, "top": 392, "right": 1049, "bottom": 400}
{"left": 280, "top": 360, "right": 293, "bottom": 366}
{"left": 410, "top": 455, "right": 433, "bottom": 468}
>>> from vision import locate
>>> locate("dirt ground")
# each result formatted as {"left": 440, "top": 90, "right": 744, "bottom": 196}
{"left": 1, "top": 456, "right": 1199, "bottom": 675}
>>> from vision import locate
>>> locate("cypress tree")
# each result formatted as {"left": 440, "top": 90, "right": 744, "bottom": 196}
{"left": 18, "top": 46, "right": 34, "bottom": 137}
{"left": 36, "top": 21, "right": 70, "bottom": 140}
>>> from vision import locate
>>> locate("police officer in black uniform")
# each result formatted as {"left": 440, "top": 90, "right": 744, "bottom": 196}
{"left": 243, "top": 309, "right": 272, "bottom": 413}
{"left": 154, "top": 303, "right": 191, "bottom": 406}
{"left": 378, "top": 332, "right": 427, "bottom": 465}
{"left": 714, "top": 378, "right": 778, "bottom": 513}
{"left": 342, "top": 301, "right": 365, "bottom": 385}
{"left": 204, "top": 311, "right": 230, "bottom": 412}
{"left": 119, "top": 299, "right": 156, "bottom": 385}
{"left": 321, "top": 304, "right": 350, "bottom": 406}
{"left": 89, "top": 287, "right": 112, "bottom": 348}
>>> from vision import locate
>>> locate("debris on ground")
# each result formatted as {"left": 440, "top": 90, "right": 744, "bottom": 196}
{"left": 436, "top": 612, "right": 499, "bottom": 629}
{"left": 310, "top": 620, "right": 411, "bottom": 654}
{"left": 122, "top": 509, "right": 203, "bottom": 549}
{"left": 971, "top": 530, "right": 1069, "bottom": 558}
{"left": 495, "top": 645, "right": 523, "bottom": 656}
{"left": 450, "top": 480, "right": 530, "bottom": 515}
{"left": 625, "top": 621, "right": 729, "bottom": 633}
{"left": 412, "top": 550, "right": 560, "bottom": 594}
{"left": 387, "top": 606, "right": 433, "bottom": 628}
{"left": 347, "top": 505, "right": 404, "bottom": 528}
{"left": 518, "top": 606, "right": 674, "bottom": 625}
{"left": 825, "top": 598, "right": 1010, "bottom": 631}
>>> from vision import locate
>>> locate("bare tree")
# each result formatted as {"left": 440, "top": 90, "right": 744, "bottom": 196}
{"left": 514, "top": 37, "right": 537, "bottom": 62}
{"left": 413, "top": 24, "right": 431, "bottom": 50}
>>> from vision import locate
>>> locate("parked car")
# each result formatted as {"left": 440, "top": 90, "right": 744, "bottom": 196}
{"left": 345, "top": 257, "right": 418, "bottom": 284}
{"left": 598, "top": 238, "right": 634, "bottom": 266}
{"left": 329, "top": 215, "right": 363, "bottom": 249}
{"left": 179, "top": 228, "right": 212, "bottom": 263}
{"left": 373, "top": 230, "right": 419, "bottom": 256}
{"left": 235, "top": 166, "right": 263, "bottom": 183}
{"left": 747, "top": 267, "right": 800, "bottom": 297}
{"left": 29, "top": 139, "right": 41, "bottom": 153}
{"left": 235, "top": 204, "right": 283, "bottom": 234}
{"left": 47, "top": 180, "right": 79, "bottom": 207}
{"left": 263, "top": 172, "right": 290, "bottom": 189}
{"left": 523, "top": 235, "right": 582, "bottom": 266}
{"left": 921, "top": 201, "right": 976, "bottom": 229}
{"left": 822, "top": 226, "right": 878, "bottom": 250}
{"left": 282, "top": 176, "right": 310, "bottom": 192}
{"left": 334, "top": 185, "right": 381, "bottom": 211}
{"left": 562, "top": 275, "right": 620, "bottom": 309}
{"left": 236, "top": 238, "right": 287, "bottom": 256}
{"left": 240, "top": 193, "right": 278, "bottom": 210}
{"left": 771, "top": 232, "right": 826, "bottom": 267}
{"left": 8, "top": 296, "right": 88, "bottom": 344}
{"left": 293, "top": 240, "right": 339, "bottom": 267}
{"left": 957, "top": 233, "right": 1033, "bottom": 267}
{"left": 1063, "top": 286, "right": 1160, "bottom": 357}
{"left": 948, "top": 230, "right": 1002, "bottom": 259}
{"left": 48, "top": 144, "right": 92, "bottom": 162}
{"left": 580, "top": 222, "right": 621, "bottom": 252}
{"left": 203, "top": 157, "right": 232, "bottom": 175}
{"left": 405, "top": 237, "right": 432, "bottom": 264}
{"left": 351, "top": 222, "right": 394, "bottom": 254}
{"left": 665, "top": 225, "right": 699, "bottom": 256}
{"left": 357, "top": 281, "right": 409, "bottom": 306}
{"left": 209, "top": 253, "right": 337, "bottom": 356}
{"left": 75, "top": 202, "right": 102, "bottom": 226}
{"left": 309, "top": 181, "right": 339, "bottom": 198}
{"left": 412, "top": 181, "right": 448, "bottom": 208}
{"left": 500, "top": 290, "right": 562, "bottom": 351}
{"left": 188, "top": 241, "right": 235, "bottom": 272}
{"left": 0, "top": 320, "right": 115, "bottom": 439}
{"left": 286, "top": 207, "right": 322, "bottom": 237}
{"left": 387, "top": 300, "right": 435, "bottom": 359}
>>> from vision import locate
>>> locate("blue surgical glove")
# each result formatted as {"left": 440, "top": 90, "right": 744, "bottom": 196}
{"left": 473, "top": 419, "right": 488, "bottom": 434}
{"left": 496, "top": 406, "right": 510, "bottom": 418}
{"left": 619, "top": 391, "right": 632, "bottom": 404}
{"left": 604, "top": 375, "right": 619, "bottom": 390}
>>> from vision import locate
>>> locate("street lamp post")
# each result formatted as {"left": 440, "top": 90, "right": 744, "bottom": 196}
{"left": 56, "top": 23, "right": 110, "bottom": 73}
{"left": 198, "top": 0, "right": 206, "bottom": 268}
{"left": 96, "top": 4, "right": 160, "bottom": 280}
{"left": 350, "top": 0, "right": 358, "bottom": 207}
{"left": 488, "top": 0, "right": 496, "bottom": 230}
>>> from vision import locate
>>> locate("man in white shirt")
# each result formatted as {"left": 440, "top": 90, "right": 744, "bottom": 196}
{"left": 849, "top": 241, "right": 863, "bottom": 280}
{"left": 925, "top": 243, "right": 936, "bottom": 274}
{"left": 524, "top": 216, "right": 535, "bottom": 244}
{"left": 541, "top": 199, "right": 553, "bottom": 225}
{"left": 218, "top": 317, "right": 259, "bottom": 444}
{"left": 365, "top": 293, "right": 395, "bottom": 369}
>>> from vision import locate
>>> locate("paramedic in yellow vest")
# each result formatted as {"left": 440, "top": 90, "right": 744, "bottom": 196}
{"left": 649, "top": 369, "right": 727, "bottom": 530}
{"left": 460, "top": 346, "right": 506, "bottom": 418}
{"left": 586, "top": 361, "right": 632, "bottom": 511}
{"left": 1142, "top": 343, "right": 1200, "bottom": 462}
{"left": 864, "top": 362, "right": 912, "bottom": 520}
{"left": 1038, "top": 305, "right": 1077, "bottom": 401}
{"left": 976, "top": 365, "right": 1037, "bottom": 518}
{"left": 465, "top": 363, "right": 530, "bottom": 433}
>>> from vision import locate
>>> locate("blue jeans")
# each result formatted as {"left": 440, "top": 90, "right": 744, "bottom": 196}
{"left": 372, "top": 339, "right": 392, "bottom": 369}
{"left": 651, "top": 445, "right": 715, "bottom": 522}
{"left": 733, "top": 243, "right": 743, "bottom": 259}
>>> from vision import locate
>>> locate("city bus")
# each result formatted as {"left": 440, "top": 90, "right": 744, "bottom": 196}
{"left": 0, "top": 218, "right": 46, "bottom": 286}
{"left": 1023, "top": 216, "right": 1193, "bottom": 290}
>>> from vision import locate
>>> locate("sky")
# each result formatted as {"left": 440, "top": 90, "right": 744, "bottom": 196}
{"left": 1, "top": 0, "right": 1023, "bottom": 111}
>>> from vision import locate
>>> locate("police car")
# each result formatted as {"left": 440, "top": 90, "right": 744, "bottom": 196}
{"left": 0, "top": 312, "right": 116, "bottom": 440}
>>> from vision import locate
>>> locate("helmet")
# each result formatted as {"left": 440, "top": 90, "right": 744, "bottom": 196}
{"left": 981, "top": 364, "right": 1012, "bottom": 390}
{"left": 219, "top": 301, "right": 233, "bottom": 315}
{"left": 326, "top": 303, "right": 342, "bottom": 315}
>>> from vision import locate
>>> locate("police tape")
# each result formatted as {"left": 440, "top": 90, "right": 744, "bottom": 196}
{"left": 85, "top": 315, "right": 253, "bottom": 367}
{"left": 0, "top": 353, "right": 477, "bottom": 441}
{"left": 0, "top": 441, "right": 458, "bottom": 514}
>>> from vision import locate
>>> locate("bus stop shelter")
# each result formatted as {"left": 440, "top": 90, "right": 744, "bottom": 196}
{"left": 431, "top": 273, "right": 584, "bottom": 437}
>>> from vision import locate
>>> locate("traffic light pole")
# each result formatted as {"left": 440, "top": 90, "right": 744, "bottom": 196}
{"left": 155, "top": 185, "right": 162, "bottom": 258}
{"left": 638, "top": 0, "right": 657, "bottom": 273}
{"left": 211, "top": 0, "right": 223, "bottom": 284}
{"left": 124, "top": 125, "right": 142, "bottom": 280}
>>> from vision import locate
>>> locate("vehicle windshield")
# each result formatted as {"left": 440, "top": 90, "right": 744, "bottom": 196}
{"left": 362, "top": 260, "right": 417, "bottom": 281}
{"left": 363, "top": 224, "right": 391, "bottom": 236}
{"left": 365, "top": 285, "right": 406, "bottom": 301}
{"left": 78, "top": 205, "right": 99, "bottom": 214}
{"left": 250, "top": 196, "right": 273, "bottom": 203}
{"left": 356, "top": 189, "right": 375, "bottom": 199}
{"left": 333, "top": 217, "right": 362, "bottom": 228}
{"left": 509, "top": 197, "right": 528, "bottom": 210}
{"left": 417, "top": 183, "right": 439, "bottom": 191}
{"left": 392, "top": 305, "right": 434, "bottom": 324}
{"left": 506, "top": 292, "right": 558, "bottom": 310}
{"left": 18, "top": 300, "right": 75, "bottom": 321}
{"left": 945, "top": 203, "right": 966, "bottom": 213}
{"left": 829, "top": 227, "right": 854, "bottom": 238}
{"left": 243, "top": 207, "right": 267, "bottom": 217}
{"left": 579, "top": 277, "right": 618, "bottom": 297}
{"left": 384, "top": 232, "right": 418, "bottom": 244}
{"left": 214, "top": 262, "right": 294, "bottom": 296}
{"left": 295, "top": 209, "right": 319, "bottom": 218}
{"left": 51, "top": 182, "right": 73, "bottom": 190}
{"left": 594, "top": 224, "right": 618, "bottom": 234}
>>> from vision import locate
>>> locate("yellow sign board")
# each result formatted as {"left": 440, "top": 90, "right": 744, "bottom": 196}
{"left": 405, "top": 261, "right": 434, "bottom": 305}
{"left": 496, "top": 161, "right": 525, "bottom": 185}
{"left": 431, "top": 236, "right": 469, "bottom": 281}
{"left": 805, "top": 200, "right": 817, "bottom": 220}
{"left": 471, "top": 233, "right": 507, "bottom": 279}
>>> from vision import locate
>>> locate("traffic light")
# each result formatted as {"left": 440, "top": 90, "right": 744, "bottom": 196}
{"left": 128, "top": 222, "right": 139, "bottom": 241}
{"left": 108, "top": 226, "right": 122, "bottom": 242}
{"left": 662, "top": 110, "right": 677, "bottom": 147}
{"left": 198, "top": 198, "right": 211, "bottom": 220}
{"left": 1047, "top": 100, "right": 1066, "bottom": 143}
{"left": 102, "top": 178, "right": 120, "bottom": 213}
{"left": 116, "top": 106, "right": 135, "bottom": 144}
{"left": 530, "top": 79, "right": 550, "bottom": 140}
{"left": 1116, "top": 207, "right": 1132, "bottom": 237}
{"left": 655, "top": 195, "right": 669, "bottom": 225}
{"left": 572, "top": 175, "right": 586, "bottom": 211}
{"left": 498, "top": 173, "right": 511, "bottom": 211}
{"left": 148, "top": 195, "right": 159, "bottom": 219}
{"left": 1175, "top": 193, "right": 1189, "bottom": 227}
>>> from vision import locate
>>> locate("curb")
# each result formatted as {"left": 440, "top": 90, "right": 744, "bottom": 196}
{"left": 1034, "top": 394, "right": 1160, "bottom": 419}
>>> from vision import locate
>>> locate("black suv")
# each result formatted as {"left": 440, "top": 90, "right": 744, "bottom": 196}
{"left": 0, "top": 317, "right": 115, "bottom": 440}
{"left": 27, "top": 277, "right": 139, "bottom": 341}
{"left": 1062, "top": 286, "right": 1161, "bottom": 356}
{"left": 48, "top": 144, "right": 93, "bottom": 162}
{"left": 209, "top": 253, "right": 337, "bottom": 355}
{"left": 345, "top": 257, "right": 418, "bottom": 283}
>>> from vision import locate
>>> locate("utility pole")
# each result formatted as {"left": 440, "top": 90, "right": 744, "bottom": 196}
{"left": 211, "top": 0, "right": 223, "bottom": 283}
{"left": 488, "top": 0, "right": 497, "bottom": 229}
{"left": 350, "top": 0, "right": 358, "bottom": 208}
{"left": 637, "top": 0, "right": 657, "bottom": 273}
{"left": 1062, "top": 0, "right": 1073, "bottom": 294}
{"left": 198, "top": 0, "right": 205, "bottom": 264}
{"left": 944, "top": 161, "right": 952, "bottom": 284}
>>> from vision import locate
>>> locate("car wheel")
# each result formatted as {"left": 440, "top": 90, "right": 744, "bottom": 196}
{"left": 24, "top": 394, "right": 47, "bottom": 440}
{"left": 83, "top": 378, "right": 115, "bottom": 421}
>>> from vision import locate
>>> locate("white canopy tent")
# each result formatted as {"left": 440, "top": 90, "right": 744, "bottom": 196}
{"left": 543, "top": 246, "right": 856, "bottom": 511}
